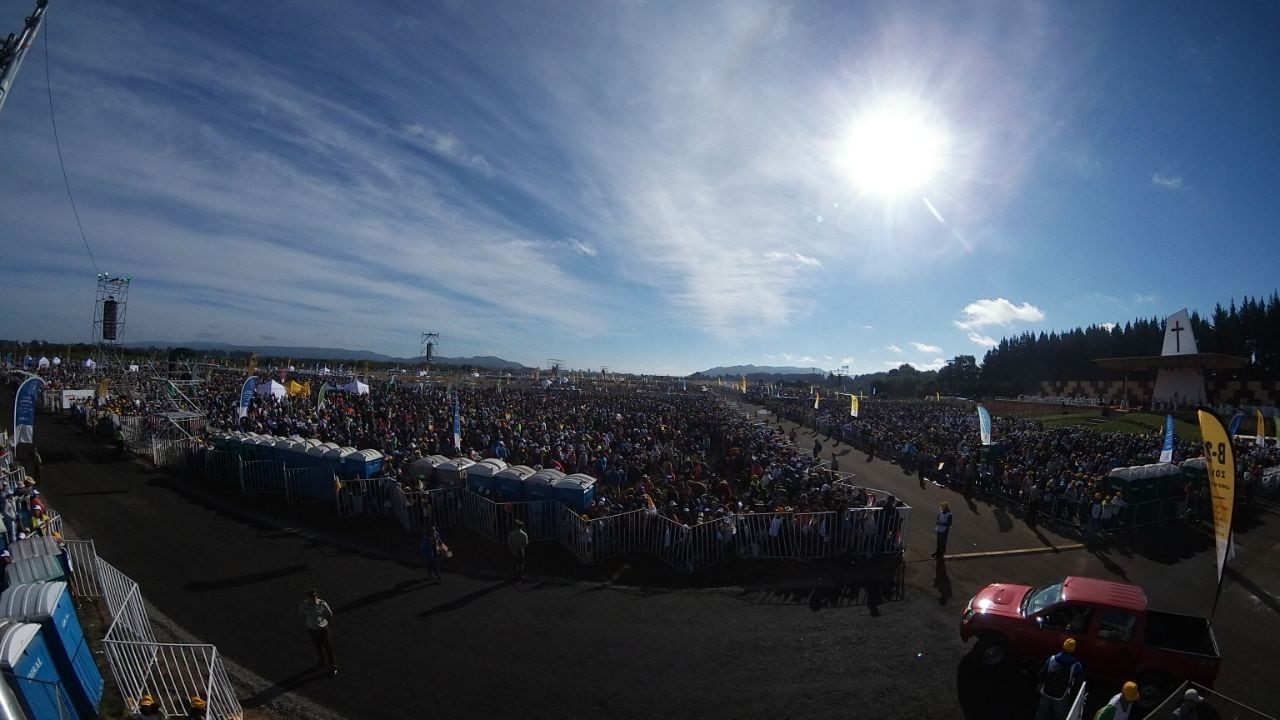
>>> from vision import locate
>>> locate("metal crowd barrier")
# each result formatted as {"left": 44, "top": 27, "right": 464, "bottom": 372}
{"left": 462, "top": 493, "right": 559, "bottom": 544}
{"left": 285, "top": 467, "right": 337, "bottom": 504}
{"left": 152, "top": 436, "right": 202, "bottom": 469}
{"left": 337, "top": 478, "right": 391, "bottom": 518}
{"left": 558, "top": 507, "right": 648, "bottom": 564}
{"left": 240, "top": 460, "right": 287, "bottom": 495}
{"left": 204, "top": 450, "right": 242, "bottom": 487}
{"left": 0, "top": 466, "right": 25, "bottom": 492}
{"left": 66, "top": 546, "right": 244, "bottom": 719}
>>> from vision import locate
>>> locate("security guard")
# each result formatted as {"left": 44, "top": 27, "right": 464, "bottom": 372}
{"left": 932, "top": 501, "right": 953, "bottom": 559}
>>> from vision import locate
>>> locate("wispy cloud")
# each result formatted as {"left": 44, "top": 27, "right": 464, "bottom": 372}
{"left": 1132, "top": 293, "right": 1157, "bottom": 304}
{"left": 863, "top": 325, "right": 876, "bottom": 330}
{"left": 1150, "top": 172, "right": 1184, "bottom": 190}
{"left": 967, "top": 331, "right": 998, "bottom": 348}
{"left": 840, "top": 356, "right": 854, "bottom": 365}
{"left": 954, "top": 298, "right": 1045, "bottom": 329}
{"left": 765, "top": 251, "right": 821, "bottom": 267}
{"left": 885, "top": 344, "right": 902, "bottom": 353}
{"left": 911, "top": 341, "right": 943, "bottom": 354}
{"left": 566, "top": 238, "right": 598, "bottom": 257}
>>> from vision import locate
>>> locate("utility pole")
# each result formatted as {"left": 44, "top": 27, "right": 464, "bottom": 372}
{"left": 0, "top": 0, "right": 50, "bottom": 117}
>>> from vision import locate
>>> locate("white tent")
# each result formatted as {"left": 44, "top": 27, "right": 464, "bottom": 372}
{"left": 343, "top": 380, "right": 369, "bottom": 395}
{"left": 36, "top": 357, "right": 49, "bottom": 368}
{"left": 127, "top": 364, "right": 140, "bottom": 372}
{"left": 255, "top": 379, "right": 287, "bottom": 399}
{"left": 321, "top": 367, "right": 332, "bottom": 374}
{"left": 51, "top": 357, "right": 61, "bottom": 366}
{"left": 83, "top": 358, "right": 96, "bottom": 369}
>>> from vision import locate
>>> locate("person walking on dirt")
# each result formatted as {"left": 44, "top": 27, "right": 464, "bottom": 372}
{"left": 1036, "top": 638, "right": 1084, "bottom": 720}
{"left": 508, "top": 519, "right": 529, "bottom": 579}
{"left": 420, "top": 525, "right": 444, "bottom": 583}
{"left": 298, "top": 589, "right": 338, "bottom": 676}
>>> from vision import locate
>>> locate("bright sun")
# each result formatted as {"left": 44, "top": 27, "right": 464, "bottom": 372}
{"left": 836, "top": 98, "right": 950, "bottom": 199}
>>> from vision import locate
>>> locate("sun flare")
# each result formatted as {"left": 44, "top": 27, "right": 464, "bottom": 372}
{"left": 836, "top": 98, "right": 950, "bottom": 199}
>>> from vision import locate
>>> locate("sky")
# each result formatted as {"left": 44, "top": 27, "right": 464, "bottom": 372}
{"left": 1, "top": 1, "right": 1278, "bottom": 375}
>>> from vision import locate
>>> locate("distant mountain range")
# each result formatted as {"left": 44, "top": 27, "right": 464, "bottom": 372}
{"left": 125, "top": 341, "right": 527, "bottom": 369}
{"left": 697, "top": 364, "right": 823, "bottom": 378}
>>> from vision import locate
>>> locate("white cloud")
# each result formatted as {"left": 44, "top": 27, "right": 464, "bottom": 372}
{"left": 967, "top": 332, "right": 998, "bottom": 348}
{"left": 863, "top": 325, "right": 875, "bottom": 330}
{"left": 954, "top": 298, "right": 1046, "bottom": 329}
{"left": 911, "top": 341, "right": 943, "bottom": 354}
{"left": 839, "top": 357, "right": 854, "bottom": 365}
{"left": 885, "top": 344, "right": 902, "bottom": 353}
{"left": 1150, "top": 172, "right": 1184, "bottom": 190}
{"left": 1100, "top": 322, "right": 1117, "bottom": 331}
{"left": 1132, "top": 293, "right": 1157, "bottom": 304}
{"left": 780, "top": 353, "right": 815, "bottom": 364}
{"left": 916, "top": 357, "right": 947, "bottom": 371}
{"left": 566, "top": 238, "right": 598, "bottom": 257}
{"left": 823, "top": 355, "right": 833, "bottom": 361}
{"left": 764, "top": 251, "right": 821, "bottom": 267}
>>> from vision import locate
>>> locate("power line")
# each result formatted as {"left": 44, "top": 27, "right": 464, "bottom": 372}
{"left": 42, "top": 14, "right": 99, "bottom": 275}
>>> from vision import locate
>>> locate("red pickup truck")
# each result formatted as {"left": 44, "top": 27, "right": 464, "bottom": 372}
{"left": 960, "top": 576, "right": 1221, "bottom": 709}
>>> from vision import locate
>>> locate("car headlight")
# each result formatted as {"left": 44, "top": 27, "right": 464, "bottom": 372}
{"left": 962, "top": 608, "right": 975, "bottom": 623}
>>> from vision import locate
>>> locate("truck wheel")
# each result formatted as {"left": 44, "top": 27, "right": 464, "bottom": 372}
{"left": 1136, "top": 672, "right": 1172, "bottom": 710}
{"left": 974, "top": 633, "right": 1009, "bottom": 669}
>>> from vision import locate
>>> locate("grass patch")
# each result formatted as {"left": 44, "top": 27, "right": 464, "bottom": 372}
{"left": 1032, "top": 411, "right": 1200, "bottom": 441}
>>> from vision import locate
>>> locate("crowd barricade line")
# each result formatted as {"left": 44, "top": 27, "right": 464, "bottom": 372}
{"left": 336, "top": 478, "right": 391, "bottom": 518}
{"left": 62, "top": 538, "right": 100, "bottom": 600}
{"left": 240, "top": 459, "right": 287, "bottom": 495}
{"left": 285, "top": 467, "right": 337, "bottom": 504}
{"left": 152, "top": 436, "right": 203, "bottom": 469}
{"left": 203, "top": 450, "right": 241, "bottom": 487}
{"left": 424, "top": 486, "right": 466, "bottom": 529}
{"left": 0, "top": 465, "right": 25, "bottom": 492}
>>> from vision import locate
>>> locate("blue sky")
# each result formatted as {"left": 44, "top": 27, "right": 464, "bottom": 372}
{"left": 1, "top": 1, "right": 1278, "bottom": 375}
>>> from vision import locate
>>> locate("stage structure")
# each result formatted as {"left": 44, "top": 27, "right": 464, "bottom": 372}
{"left": 92, "top": 272, "right": 130, "bottom": 356}
{"left": 1094, "top": 308, "right": 1246, "bottom": 409}
{"left": 420, "top": 332, "right": 439, "bottom": 375}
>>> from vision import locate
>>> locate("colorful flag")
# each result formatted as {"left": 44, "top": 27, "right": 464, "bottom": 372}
{"left": 977, "top": 406, "right": 992, "bottom": 446}
{"left": 452, "top": 395, "right": 462, "bottom": 454}
{"left": 1227, "top": 412, "right": 1244, "bottom": 438}
{"left": 739, "top": 375, "right": 747, "bottom": 393}
{"left": 1256, "top": 409, "right": 1267, "bottom": 446}
{"left": 316, "top": 383, "right": 331, "bottom": 410}
{"left": 12, "top": 376, "right": 44, "bottom": 445}
{"left": 1159, "top": 414, "right": 1175, "bottom": 463}
{"left": 1197, "top": 409, "right": 1236, "bottom": 588}
{"left": 237, "top": 377, "right": 257, "bottom": 419}
{"left": 813, "top": 391, "right": 820, "bottom": 410}
{"left": 850, "top": 394, "right": 859, "bottom": 418}
{"left": 245, "top": 352, "right": 258, "bottom": 376}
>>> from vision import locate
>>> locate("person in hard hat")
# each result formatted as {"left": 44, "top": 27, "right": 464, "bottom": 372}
{"left": 136, "top": 694, "right": 162, "bottom": 717}
{"left": 1169, "top": 688, "right": 1214, "bottom": 720}
{"left": 1093, "top": 681, "right": 1140, "bottom": 720}
{"left": 187, "top": 695, "right": 208, "bottom": 719}
{"left": 1036, "top": 638, "right": 1084, "bottom": 720}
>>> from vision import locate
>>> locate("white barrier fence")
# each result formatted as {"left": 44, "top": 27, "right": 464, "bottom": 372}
{"left": 337, "top": 478, "right": 390, "bottom": 518}
{"left": 240, "top": 460, "right": 286, "bottom": 495}
{"left": 73, "top": 553, "right": 244, "bottom": 719}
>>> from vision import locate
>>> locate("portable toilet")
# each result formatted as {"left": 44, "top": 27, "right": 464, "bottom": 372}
{"left": 210, "top": 432, "right": 233, "bottom": 451}
{"left": 408, "top": 456, "right": 446, "bottom": 488}
{"left": 6, "top": 555, "right": 65, "bottom": 586}
{"left": 524, "top": 469, "right": 565, "bottom": 503}
{"left": 305, "top": 442, "right": 330, "bottom": 469}
{"left": 0, "top": 582, "right": 103, "bottom": 717}
{"left": 8, "top": 536, "right": 59, "bottom": 565}
{"left": 323, "top": 446, "right": 356, "bottom": 477}
{"left": 0, "top": 619, "right": 78, "bottom": 720}
{"left": 555, "top": 473, "right": 597, "bottom": 512}
{"left": 436, "top": 458, "right": 474, "bottom": 487}
{"left": 345, "top": 450, "right": 384, "bottom": 479}
{"left": 225, "top": 433, "right": 245, "bottom": 456}
{"left": 246, "top": 434, "right": 275, "bottom": 461}
{"left": 466, "top": 459, "right": 503, "bottom": 497}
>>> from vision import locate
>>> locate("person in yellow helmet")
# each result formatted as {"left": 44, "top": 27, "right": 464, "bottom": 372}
{"left": 1093, "top": 681, "right": 1140, "bottom": 720}
{"left": 1036, "top": 638, "right": 1084, "bottom": 720}
{"left": 187, "top": 695, "right": 208, "bottom": 719}
{"left": 136, "top": 694, "right": 162, "bottom": 717}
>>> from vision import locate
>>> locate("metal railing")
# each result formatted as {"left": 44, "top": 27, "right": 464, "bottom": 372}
{"left": 337, "top": 478, "right": 391, "bottom": 518}
{"left": 240, "top": 460, "right": 287, "bottom": 495}
{"left": 285, "top": 467, "right": 337, "bottom": 504}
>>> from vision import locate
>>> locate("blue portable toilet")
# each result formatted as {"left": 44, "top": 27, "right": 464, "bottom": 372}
{"left": 225, "top": 433, "right": 245, "bottom": 456}
{"left": 436, "top": 458, "right": 473, "bottom": 488}
{"left": 408, "top": 456, "right": 447, "bottom": 488}
{"left": 555, "top": 473, "right": 597, "bottom": 512}
{"left": 0, "top": 619, "right": 78, "bottom": 720}
{"left": 524, "top": 469, "right": 565, "bottom": 503}
{"left": 466, "top": 459, "right": 505, "bottom": 497}
{"left": 303, "top": 441, "right": 328, "bottom": 469}
{"left": 209, "top": 432, "right": 233, "bottom": 451}
{"left": 345, "top": 450, "right": 384, "bottom": 479}
{"left": 279, "top": 439, "right": 307, "bottom": 469}
{"left": 0, "top": 582, "right": 103, "bottom": 718}
{"left": 323, "top": 446, "right": 356, "bottom": 477}
{"left": 6, "top": 555, "right": 65, "bottom": 586}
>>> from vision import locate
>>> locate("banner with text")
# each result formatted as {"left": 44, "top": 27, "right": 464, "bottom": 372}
{"left": 1197, "top": 409, "right": 1236, "bottom": 585}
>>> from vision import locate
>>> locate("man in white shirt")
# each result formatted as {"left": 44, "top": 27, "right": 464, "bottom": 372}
{"left": 298, "top": 589, "right": 337, "bottom": 676}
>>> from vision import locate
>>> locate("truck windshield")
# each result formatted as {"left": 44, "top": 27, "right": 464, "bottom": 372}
{"left": 1022, "top": 582, "right": 1063, "bottom": 616}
